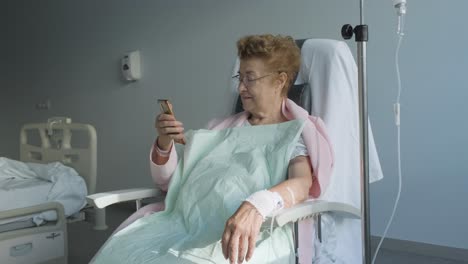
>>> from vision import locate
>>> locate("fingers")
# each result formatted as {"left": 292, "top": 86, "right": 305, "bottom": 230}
{"left": 221, "top": 226, "right": 231, "bottom": 260}
{"left": 229, "top": 234, "right": 254, "bottom": 264}
{"left": 246, "top": 211, "right": 262, "bottom": 262}
{"left": 156, "top": 114, "right": 183, "bottom": 129}
{"left": 159, "top": 125, "right": 184, "bottom": 134}
{"left": 157, "top": 126, "right": 184, "bottom": 139}
{"left": 229, "top": 233, "right": 239, "bottom": 264}
{"left": 222, "top": 222, "right": 241, "bottom": 264}
{"left": 157, "top": 113, "right": 176, "bottom": 121}
{"left": 238, "top": 235, "right": 248, "bottom": 264}
{"left": 155, "top": 114, "right": 184, "bottom": 138}
{"left": 222, "top": 203, "right": 265, "bottom": 263}
{"left": 222, "top": 225, "right": 256, "bottom": 263}
{"left": 245, "top": 235, "right": 256, "bottom": 262}
{"left": 158, "top": 120, "right": 183, "bottom": 129}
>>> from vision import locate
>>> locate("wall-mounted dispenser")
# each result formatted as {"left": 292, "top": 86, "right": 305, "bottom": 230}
{"left": 121, "top": 50, "right": 142, "bottom": 81}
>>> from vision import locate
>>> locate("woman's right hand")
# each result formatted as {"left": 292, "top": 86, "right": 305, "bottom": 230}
{"left": 155, "top": 114, "right": 185, "bottom": 151}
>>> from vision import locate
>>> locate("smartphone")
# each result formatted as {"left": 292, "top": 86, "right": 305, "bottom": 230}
{"left": 158, "top": 99, "right": 173, "bottom": 115}
{"left": 157, "top": 99, "right": 185, "bottom": 145}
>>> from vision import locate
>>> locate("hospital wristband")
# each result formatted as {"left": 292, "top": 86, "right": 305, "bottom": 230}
{"left": 245, "top": 190, "right": 284, "bottom": 220}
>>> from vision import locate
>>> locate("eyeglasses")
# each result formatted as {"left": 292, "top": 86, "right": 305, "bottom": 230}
{"left": 232, "top": 73, "right": 273, "bottom": 89}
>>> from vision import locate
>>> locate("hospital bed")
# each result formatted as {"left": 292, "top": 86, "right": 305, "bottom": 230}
{"left": 0, "top": 118, "right": 98, "bottom": 264}
{"left": 87, "top": 38, "right": 383, "bottom": 263}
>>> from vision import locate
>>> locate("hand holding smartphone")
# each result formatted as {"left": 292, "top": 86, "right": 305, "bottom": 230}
{"left": 157, "top": 99, "right": 185, "bottom": 145}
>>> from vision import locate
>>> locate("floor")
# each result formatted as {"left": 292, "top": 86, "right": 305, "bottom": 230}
{"left": 68, "top": 203, "right": 133, "bottom": 264}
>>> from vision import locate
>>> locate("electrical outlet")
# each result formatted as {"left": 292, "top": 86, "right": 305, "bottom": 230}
{"left": 36, "top": 99, "right": 51, "bottom": 110}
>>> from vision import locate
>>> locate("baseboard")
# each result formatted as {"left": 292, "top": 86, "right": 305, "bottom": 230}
{"left": 371, "top": 236, "right": 468, "bottom": 262}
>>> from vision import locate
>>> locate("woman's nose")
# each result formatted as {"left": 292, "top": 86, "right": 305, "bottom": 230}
{"left": 238, "top": 81, "right": 247, "bottom": 93}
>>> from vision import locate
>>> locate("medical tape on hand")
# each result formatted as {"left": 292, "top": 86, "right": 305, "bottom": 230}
{"left": 245, "top": 190, "right": 284, "bottom": 220}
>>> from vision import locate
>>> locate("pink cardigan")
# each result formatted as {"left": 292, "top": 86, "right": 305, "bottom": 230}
{"left": 150, "top": 99, "right": 334, "bottom": 263}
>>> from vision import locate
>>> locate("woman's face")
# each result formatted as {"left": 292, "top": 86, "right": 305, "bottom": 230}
{"left": 237, "top": 58, "right": 283, "bottom": 114}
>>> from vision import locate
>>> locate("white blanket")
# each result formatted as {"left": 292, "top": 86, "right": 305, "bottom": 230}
{"left": 0, "top": 157, "right": 87, "bottom": 225}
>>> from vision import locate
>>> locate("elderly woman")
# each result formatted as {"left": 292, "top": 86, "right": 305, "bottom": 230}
{"left": 93, "top": 34, "right": 333, "bottom": 264}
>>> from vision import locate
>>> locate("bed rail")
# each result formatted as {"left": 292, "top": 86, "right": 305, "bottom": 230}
{"left": 0, "top": 202, "right": 68, "bottom": 264}
{"left": 20, "top": 122, "right": 97, "bottom": 194}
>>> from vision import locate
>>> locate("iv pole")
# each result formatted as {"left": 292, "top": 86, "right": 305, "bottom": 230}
{"left": 341, "top": 0, "right": 371, "bottom": 263}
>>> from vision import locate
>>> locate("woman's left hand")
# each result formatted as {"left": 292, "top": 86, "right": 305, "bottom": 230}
{"left": 221, "top": 202, "right": 263, "bottom": 264}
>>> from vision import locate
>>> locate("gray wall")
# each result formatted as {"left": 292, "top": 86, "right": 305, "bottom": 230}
{"left": 2, "top": 0, "right": 467, "bottom": 250}
{"left": 367, "top": 0, "right": 468, "bottom": 250}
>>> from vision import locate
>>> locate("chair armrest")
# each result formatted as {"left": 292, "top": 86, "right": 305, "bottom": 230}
{"left": 86, "top": 188, "right": 163, "bottom": 209}
{"left": 271, "top": 200, "right": 360, "bottom": 227}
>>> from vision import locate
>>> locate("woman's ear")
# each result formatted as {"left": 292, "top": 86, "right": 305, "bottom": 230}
{"left": 277, "top": 72, "right": 288, "bottom": 93}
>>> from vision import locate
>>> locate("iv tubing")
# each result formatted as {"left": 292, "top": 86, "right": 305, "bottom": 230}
{"left": 371, "top": 16, "right": 405, "bottom": 264}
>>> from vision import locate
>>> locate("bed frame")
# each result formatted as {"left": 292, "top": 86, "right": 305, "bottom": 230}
{"left": 0, "top": 118, "right": 97, "bottom": 264}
